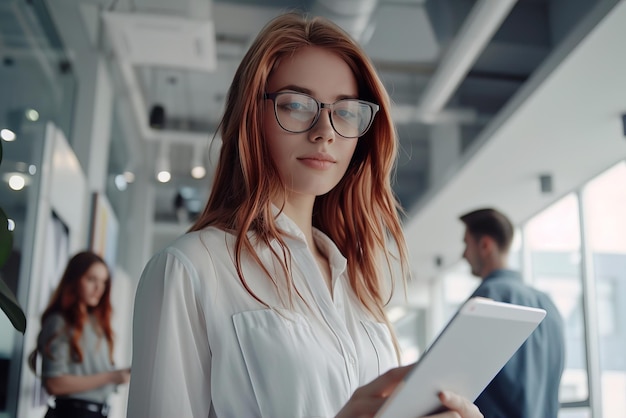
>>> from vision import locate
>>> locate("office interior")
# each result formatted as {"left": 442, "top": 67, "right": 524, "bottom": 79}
{"left": 1, "top": 0, "right": 625, "bottom": 417}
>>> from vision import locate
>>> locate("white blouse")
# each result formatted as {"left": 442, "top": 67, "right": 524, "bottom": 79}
{"left": 126, "top": 212, "right": 398, "bottom": 418}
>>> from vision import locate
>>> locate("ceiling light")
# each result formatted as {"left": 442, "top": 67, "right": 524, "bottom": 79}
{"left": 114, "top": 174, "right": 128, "bottom": 191}
{"left": 1, "top": 128, "right": 16, "bottom": 141}
{"left": 28, "top": 165, "right": 37, "bottom": 175}
{"left": 8, "top": 174, "right": 26, "bottom": 191}
{"left": 3, "top": 171, "right": 31, "bottom": 189}
{"left": 157, "top": 171, "right": 171, "bottom": 183}
{"left": 191, "top": 166, "right": 206, "bottom": 179}
{"left": 25, "top": 108, "right": 39, "bottom": 121}
{"left": 191, "top": 142, "right": 207, "bottom": 179}
{"left": 155, "top": 141, "right": 171, "bottom": 182}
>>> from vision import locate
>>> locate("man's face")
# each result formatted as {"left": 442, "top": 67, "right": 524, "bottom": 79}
{"left": 462, "top": 229, "right": 483, "bottom": 277}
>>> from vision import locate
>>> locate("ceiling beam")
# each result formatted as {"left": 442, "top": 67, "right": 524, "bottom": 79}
{"left": 417, "top": 0, "right": 518, "bottom": 122}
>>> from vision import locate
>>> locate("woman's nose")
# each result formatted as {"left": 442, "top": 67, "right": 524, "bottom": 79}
{"left": 308, "top": 110, "right": 335, "bottom": 143}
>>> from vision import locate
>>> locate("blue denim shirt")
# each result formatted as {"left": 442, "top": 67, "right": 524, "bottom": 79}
{"left": 470, "top": 269, "right": 565, "bottom": 418}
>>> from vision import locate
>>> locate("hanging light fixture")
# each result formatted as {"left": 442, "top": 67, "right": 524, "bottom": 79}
{"left": 156, "top": 141, "right": 171, "bottom": 183}
{"left": 149, "top": 68, "right": 167, "bottom": 130}
{"left": 190, "top": 142, "right": 206, "bottom": 179}
{"left": 149, "top": 105, "right": 166, "bottom": 129}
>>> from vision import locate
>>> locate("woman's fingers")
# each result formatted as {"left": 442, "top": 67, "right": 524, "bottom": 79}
{"left": 339, "top": 369, "right": 482, "bottom": 418}
{"left": 335, "top": 365, "right": 414, "bottom": 418}
{"left": 431, "top": 391, "right": 482, "bottom": 418}
{"left": 348, "top": 396, "right": 388, "bottom": 418}
{"left": 335, "top": 390, "right": 388, "bottom": 418}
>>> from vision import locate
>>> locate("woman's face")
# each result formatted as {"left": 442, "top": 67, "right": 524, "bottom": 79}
{"left": 263, "top": 46, "right": 360, "bottom": 200}
{"left": 78, "top": 262, "right": 109, "bottom": 308}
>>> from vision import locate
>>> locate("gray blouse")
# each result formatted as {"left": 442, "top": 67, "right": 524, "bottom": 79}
{"left": 38, "top": 313, "right": 116, "bottom": 403}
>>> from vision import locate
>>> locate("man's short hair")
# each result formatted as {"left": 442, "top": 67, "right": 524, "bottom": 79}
{"left": 460, "top": 208, "right": 514, "bottom": 253}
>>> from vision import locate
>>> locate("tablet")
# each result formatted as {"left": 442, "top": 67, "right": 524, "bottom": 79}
{"left": 375, "top": 297, "right": 546, "bottom": 418}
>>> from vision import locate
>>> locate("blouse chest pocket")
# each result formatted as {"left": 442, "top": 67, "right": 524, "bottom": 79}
{"left": 359, "top": 320, "right": 398, "bottom": 376}
{"left": 232, "top": 309, "right": 349, "bottom": 418}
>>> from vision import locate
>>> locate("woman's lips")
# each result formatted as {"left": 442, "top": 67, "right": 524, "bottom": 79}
{"left": 297, "top": 153, "right": 336, "bottom": 170}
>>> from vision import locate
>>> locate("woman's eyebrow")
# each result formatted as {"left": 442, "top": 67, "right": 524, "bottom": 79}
{"left": 272, "top": 84, "right": 311, "bottom": 94}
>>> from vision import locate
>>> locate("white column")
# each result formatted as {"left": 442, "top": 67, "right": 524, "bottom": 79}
{"left": 71, "top": 54, "right": 114, "bottom": 193}
{"left": 117, "top": 164, "right": 156, "bottom": 284}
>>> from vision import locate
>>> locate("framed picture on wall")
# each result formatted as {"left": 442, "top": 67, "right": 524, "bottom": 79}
{"left": 89, "top": 192, "right": 119, "bottom": 272}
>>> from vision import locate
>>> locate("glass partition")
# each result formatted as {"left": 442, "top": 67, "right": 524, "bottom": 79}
{"left": 0, "top": 1, "right": 77, "bottom": 416}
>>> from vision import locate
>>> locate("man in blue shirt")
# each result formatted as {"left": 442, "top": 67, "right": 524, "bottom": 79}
{"left": 460, "top": 208, "right": 565, "bottom": 418}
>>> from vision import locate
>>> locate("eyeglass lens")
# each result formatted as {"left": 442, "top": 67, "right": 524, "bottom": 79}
{"left": 272, "top": 92, "right": 374, "bottom": 138}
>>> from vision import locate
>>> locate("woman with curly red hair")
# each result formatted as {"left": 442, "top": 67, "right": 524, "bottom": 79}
{"left": 31, "top": 251, "right": 130, "bottom": 417}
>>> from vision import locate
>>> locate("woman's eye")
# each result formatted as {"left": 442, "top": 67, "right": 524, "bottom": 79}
{"left": 336, "top": 109, "right": 356, "bottom": 119}
{"left": 284, "top": 102, "right": 307, "bottom": 111}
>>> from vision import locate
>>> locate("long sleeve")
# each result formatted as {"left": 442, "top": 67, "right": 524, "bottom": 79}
{"left": 126, "top": 248, "right": 212, "bottom": 418}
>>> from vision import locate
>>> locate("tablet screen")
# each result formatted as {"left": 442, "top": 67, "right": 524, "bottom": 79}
{"left": 375, "top": 297, "right": 546, "bottom": 418}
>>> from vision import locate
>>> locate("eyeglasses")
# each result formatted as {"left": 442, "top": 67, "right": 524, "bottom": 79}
{"left": 264, "top": 92, "right": 379, "bottom": 139}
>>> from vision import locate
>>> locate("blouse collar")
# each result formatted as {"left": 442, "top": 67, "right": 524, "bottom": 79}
{"left": 271, "top": 206, "right": 348, "bottom": 274}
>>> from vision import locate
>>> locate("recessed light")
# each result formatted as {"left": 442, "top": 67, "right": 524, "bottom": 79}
{"left": 1, "top": 128, "right": 16, "bottom": 141}
{"left": 25, "top": 109, "right": 39, "bottom": 121}
{"left": 157, "top": 171, "right": 171, "bottom": 183}
{"left": 191, "top": 165, "right": 206, "bottom": 179}
{"left": 8, "top": 174, "right": 26, "bottom": 191}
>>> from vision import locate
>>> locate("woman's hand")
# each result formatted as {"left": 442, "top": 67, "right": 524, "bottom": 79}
{"left": 335, "top": 365, "right": 413, "bottom": 418}
{"left": 334, "top": 365, "right": 482, "bottom": 418}
{"left": 111, "top": 367, "right": 131, "bottom": 385}
{"left": 424, "top": 391, "right": 483, "bottom": 418}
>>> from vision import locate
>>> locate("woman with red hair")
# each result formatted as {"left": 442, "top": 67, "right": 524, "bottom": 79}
{"left": 31, "top": 251, "right": 130, "bottom": 418}
{"left": 128, "top": 12, "right": 481, "bottom": 418}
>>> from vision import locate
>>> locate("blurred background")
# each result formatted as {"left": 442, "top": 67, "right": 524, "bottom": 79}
{"left": 1, "top": 0, "right": 625, "bottom": 416}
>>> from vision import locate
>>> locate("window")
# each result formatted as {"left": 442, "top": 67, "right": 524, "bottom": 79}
{"left": 525, "top": 194, "right": 588, "bottom": 404}
{"left": 582, "top": 161, "right": 626, "bottom": 418}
